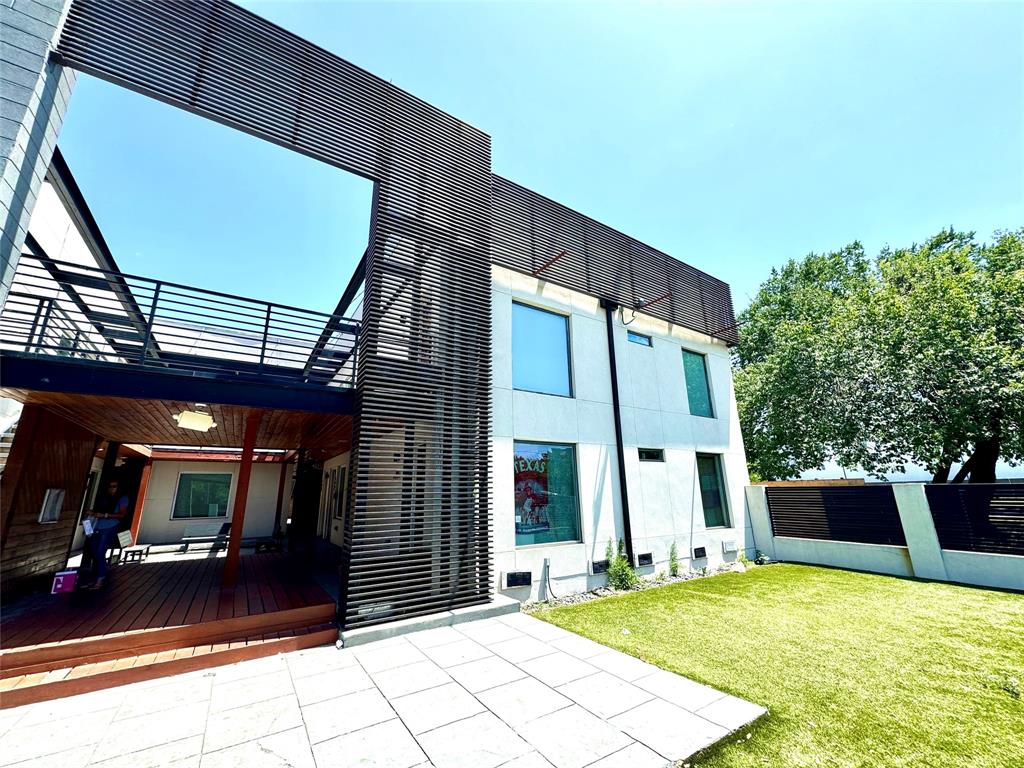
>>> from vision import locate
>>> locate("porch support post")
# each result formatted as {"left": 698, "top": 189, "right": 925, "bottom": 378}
{"left": 98, "top": 441, "right": 121, "bottom": 488}
{"left": 129, "top": 458, "right": 153, "bottom": 543}
{"left": 273, "top": 459, "right": 289, "bottom": 536}
{"left": 222, "top": 410, "right": 264, "bottom": 589}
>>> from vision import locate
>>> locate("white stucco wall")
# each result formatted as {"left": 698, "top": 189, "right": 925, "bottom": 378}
{"left": 322, "top": 451, "right": 350, "bottom": 549}
{"left": 136, "top": 460, "right": 282, "bottom": 545}
{"left": 941, "top": 550, "right": 1024, "bottom": 591}
{"left": 770, "top": 537, "right": 914, "bottom": 578}
{"left": 492, "top": 265, "right": 753, "bottom": 601}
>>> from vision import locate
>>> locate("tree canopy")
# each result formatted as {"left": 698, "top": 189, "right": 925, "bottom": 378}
{"left": 734, "top": 228, "right": 1024, "bottom": 482}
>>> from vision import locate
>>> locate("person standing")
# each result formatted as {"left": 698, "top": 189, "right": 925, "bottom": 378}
{"left": 83, "top": 479, "right": 131, "bottom": 590}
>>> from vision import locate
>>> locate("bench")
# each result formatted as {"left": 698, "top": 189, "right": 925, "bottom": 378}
{"left": 109, "top": 530, "right": 151, "bottom": 564}
{"left": 180, "top": 521, "right": 231, "bottom": 552}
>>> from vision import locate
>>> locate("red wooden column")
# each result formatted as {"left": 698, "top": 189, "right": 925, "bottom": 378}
{"left": 129, "top": 458, "right": 153, "bottom": 543}
{"left": 222, "top": 410, "right": 264, "bottom": 589}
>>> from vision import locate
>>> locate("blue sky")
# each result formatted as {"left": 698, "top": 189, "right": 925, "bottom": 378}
{"left": 56, "top": 1, "right": 1022, "bottom": 315}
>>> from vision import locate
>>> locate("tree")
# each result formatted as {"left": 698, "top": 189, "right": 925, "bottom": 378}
{"left": 734, "top": 228, "right": 1023, "bottom": 482}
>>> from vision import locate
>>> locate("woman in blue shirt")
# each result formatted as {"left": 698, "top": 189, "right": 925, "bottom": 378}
{"left": 83, "top": 479, "right": 131, "bottom": 590}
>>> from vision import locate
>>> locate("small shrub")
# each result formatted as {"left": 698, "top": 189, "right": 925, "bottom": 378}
{"left": 668, "top": 541, "right": 680, "bottom": 577}
{"left": 605, "top": 538, "right": 639, "bottom": 590}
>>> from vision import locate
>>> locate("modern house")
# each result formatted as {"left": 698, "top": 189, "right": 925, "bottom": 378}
{"left": 0, "top": 0, "right": 750, "bottom": 702}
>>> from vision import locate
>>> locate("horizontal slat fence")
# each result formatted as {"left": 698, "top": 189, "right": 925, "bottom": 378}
{"left": 925, "top": 485, "right": 1024, "bottom": 556}
{"left": 766, "top": 485, "right": 907, "bottom": 546}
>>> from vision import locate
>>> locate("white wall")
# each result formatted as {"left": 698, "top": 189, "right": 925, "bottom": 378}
{"left": 137, "top": 460, "right": 283, "bottom": 545}
{"left": 746, "top": 485, "right": 1024, "bottom": 591}
{"left": 941, "top": 550, "right": 1024, "bottom": 591}
{"left": 492, "top": 265, "right": 753, "bottom": 601}
{"left": 322, "top": 452, "right": 350, "bottom": 548}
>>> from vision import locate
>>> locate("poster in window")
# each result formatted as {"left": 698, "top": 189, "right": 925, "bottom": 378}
{"left": 514, "top": 447, "right": 551, "bottom": 536}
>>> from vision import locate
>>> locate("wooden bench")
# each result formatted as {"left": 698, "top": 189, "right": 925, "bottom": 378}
{"left": 180, "top": 521, "right": 231, "bottom": 552}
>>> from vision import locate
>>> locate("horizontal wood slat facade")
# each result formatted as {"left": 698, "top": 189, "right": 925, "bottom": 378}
{"left": 0, "top": 404, "right": 99, "bottom": 598}
{"left": 925, "top": 484, "right": 1024, "bottom": 556}
{"left": 766, "top": 485, "right": 907, "bottom": 546}
{"left": 57, "top": 0, "right": 493, "bottom": 629}
{"left": 491, "top": 175, "right": 738, "bottom": 344}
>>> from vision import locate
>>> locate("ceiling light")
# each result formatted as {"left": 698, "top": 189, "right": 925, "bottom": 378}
{"left": 173, "top": 410, "right": 217, "bottom": 432}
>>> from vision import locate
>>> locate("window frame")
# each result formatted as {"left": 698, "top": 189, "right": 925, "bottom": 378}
{"left": 512, "top": 439, "right": 584, "bottom": 549}
{"left": 681, "top": 348, "right": 715, "bottom": 418}
{"left": 170, "top": 471, "right": 233, "bottom": 521}
{"left": 38, "top": 488, "right": 66, "bottom": 524}
{"left": 695, "top": 453, "right": 731, "bottom": 529}
{"left": 638, "top": 448, "right": 665, "bottom": 462}
{"left": 511, "top": 300, "right": 574, "bottom": 399}
{"left": 627, "top": 330, "right": 652, "bottom": 347}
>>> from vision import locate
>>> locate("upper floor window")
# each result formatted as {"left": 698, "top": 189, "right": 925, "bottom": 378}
{"left": 512, "top": 302, "right": 572, "bottom": 397}
{"left": 696, "top": 453, "right": 729, "bottom": 528}
{"left": 627, "top": 331, "right": 652, "bottom": 347}
{"left": 682, "top": 349, "right": 714, "bottom": 417}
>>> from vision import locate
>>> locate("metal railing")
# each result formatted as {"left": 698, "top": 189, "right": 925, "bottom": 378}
{"left": 0, "top": 253, "right": 360, "bottom": 389}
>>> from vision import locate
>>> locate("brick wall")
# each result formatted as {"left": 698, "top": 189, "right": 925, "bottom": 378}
{"left": 1, "top": 403, "right": 99, "bottom": 598}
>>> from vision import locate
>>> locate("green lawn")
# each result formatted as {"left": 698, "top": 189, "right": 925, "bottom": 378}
{"left": 533, "top": 564, "right": 1023, "bottom": 768}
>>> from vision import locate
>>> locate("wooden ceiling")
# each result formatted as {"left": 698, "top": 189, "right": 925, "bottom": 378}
{"left": 1, "top": 389, "right": 352, "bottom": 454}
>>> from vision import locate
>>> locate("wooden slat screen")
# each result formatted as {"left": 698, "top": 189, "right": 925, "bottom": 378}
{"left": 925, "top": 484, "right": 1024, "bottom": 556}
{"left": 765, "top": 485, "right": 907, "bottom": 546}
{"left": 58, "top": 0, "right": 492, "bottom": 629}
{"left": 491, "top": 175, "right": 738, "bottom": 344}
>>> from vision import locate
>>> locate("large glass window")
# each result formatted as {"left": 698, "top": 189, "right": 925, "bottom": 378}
{"left": 513, "top": 441, "right": 581, "bottom": 546}
{"left": 696, "top": 454, "right": 729, "bottom": 528}
{"left": 682, "top": 350, "right": 714, "bottom": 417}
{"left": 512, "top": 302, "right": 572, "bottom": 397}
{"left": 172, "top": 473, "right": 231, "bottom": 519}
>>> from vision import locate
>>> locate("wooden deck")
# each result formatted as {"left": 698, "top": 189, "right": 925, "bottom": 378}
{"left": 0, "top": 552, "right": 337, "bottom": 707}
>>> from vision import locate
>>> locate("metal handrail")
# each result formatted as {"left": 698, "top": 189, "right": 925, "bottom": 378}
{"left": 0, "top": 254, "right": 360, "bottom": 389}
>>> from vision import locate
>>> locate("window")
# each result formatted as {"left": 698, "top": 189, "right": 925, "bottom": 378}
{"left": 682, "top": 350, "right": 714, "bottom": 417}
{"left": 172, "top": 473, "right": 231, "bottom": 519}
{"left": 512, "top": 302, "right": 572, "bottom": 396}
{"left": 696, "top": 454, "right": 729, "bottom": 528}
{"left": 627, "top": 331, "right": 652, "bottom": 347}
{"left": 638, "top": 448, "right": 665, "bottom": 462}
{"left": 38, "top": 488, "right": 66, "bottom": 523}
{"left": 513, "top": 441, "right": 581, "bottom": 546}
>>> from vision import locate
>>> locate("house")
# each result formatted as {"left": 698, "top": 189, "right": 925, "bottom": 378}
{"left": 0, "top": 0, "right": 750, "bottom": 702}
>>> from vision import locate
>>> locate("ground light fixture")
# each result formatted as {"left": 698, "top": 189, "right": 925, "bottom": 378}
{"left": 172, "top": 410, "right": 217, "bottom": 432}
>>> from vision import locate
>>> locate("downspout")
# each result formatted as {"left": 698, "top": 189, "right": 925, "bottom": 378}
{"left": 599, "top": 298, "right": 635, "bottom": 566}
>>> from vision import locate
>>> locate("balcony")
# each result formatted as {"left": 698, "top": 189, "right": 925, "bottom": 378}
{"left": 0, "top": 245, "right": 360, "bottom": 413}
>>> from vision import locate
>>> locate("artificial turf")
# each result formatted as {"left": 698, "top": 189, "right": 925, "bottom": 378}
{"left": 533, "top": 563, "right": 1023, "bottom": 767}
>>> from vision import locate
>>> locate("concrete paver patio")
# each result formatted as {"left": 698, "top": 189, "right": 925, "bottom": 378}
{"left": 0, "top": 612, "right": 765, "bottom": 768}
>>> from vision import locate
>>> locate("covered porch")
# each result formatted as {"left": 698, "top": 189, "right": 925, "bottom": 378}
{"left": 0, "top": 550, "right": 337, "bottom": 708}
{"left": 0, "top": 250, "right": 360, "bottom": 707}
